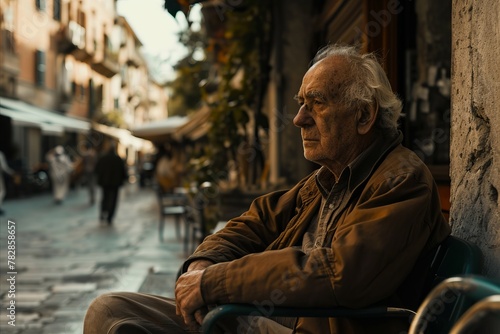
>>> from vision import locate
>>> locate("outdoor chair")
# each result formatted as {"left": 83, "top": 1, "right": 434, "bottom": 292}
{"left": 184, "top": 182, "right": 219, "bottom": 254}
{"left": 157, "top": 187, "right": 189, "bottom": 242}
{"left": 201, "top": 235, "right": 483, "bottom": 334}
{"left": 412, "top": 275, "right": 500, "bottom": 334}
{"left": 183, "top": 204, "right": 203, "bottom": 254}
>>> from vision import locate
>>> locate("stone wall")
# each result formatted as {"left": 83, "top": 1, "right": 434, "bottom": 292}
{"left": 451, "top": 0, "right": 500, "bottom": 277}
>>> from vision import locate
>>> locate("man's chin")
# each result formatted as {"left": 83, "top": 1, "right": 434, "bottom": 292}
{"left": 303, "top": 152, "right": 320, "bottom": 163}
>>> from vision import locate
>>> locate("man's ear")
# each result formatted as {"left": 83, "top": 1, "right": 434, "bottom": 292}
{"left": 357, "top": 102, "right": 378, "bottom": 135}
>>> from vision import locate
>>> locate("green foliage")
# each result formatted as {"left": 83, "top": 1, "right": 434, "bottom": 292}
{"left": 202, "top": 0, "right": 271, "bottom": 181}
{"left": 166, "top": 27, "right": 209, "bottom": 117}
{"left": 169, "top": 0, "right": 271, "bottom": 186}
{"left": 166, "top": 60, "right": 209, "bottom": 117}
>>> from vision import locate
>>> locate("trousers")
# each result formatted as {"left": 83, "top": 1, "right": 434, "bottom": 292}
{"left": 83, "top": 292, "right": 295, "bottom": 334}
{"left": 100, "top": 186, "right": 119, "bottom": 222}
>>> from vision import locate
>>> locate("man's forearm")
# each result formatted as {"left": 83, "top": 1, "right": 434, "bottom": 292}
{"left": 187, "top": 259, "right": 214, "bottom": 272}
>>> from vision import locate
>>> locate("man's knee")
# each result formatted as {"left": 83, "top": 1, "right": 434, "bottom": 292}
{"left": 84, "top": 292, "right": 138, "bottom": 334}
{"left": 86, "top": 292, "right": 132, "bottom": 321}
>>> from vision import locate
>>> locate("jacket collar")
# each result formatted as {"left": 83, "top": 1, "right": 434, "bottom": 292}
{"left": 347, "top": 131, "right": 403, "bottom": 193}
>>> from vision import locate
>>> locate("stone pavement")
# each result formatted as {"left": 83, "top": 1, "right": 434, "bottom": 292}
{"left": 0, "top": 183, "right": 187, "bottom": 334}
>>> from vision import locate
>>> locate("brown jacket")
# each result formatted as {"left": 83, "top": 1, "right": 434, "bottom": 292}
{"left": 186, "top": 133, "right": 451, "bottom": 333}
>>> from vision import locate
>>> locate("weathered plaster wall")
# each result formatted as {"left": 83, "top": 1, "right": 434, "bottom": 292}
{"left": 451, "top": 0, "right": 500, "bottom": 277}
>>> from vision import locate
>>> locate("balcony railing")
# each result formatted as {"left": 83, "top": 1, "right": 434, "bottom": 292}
{"left": 91, "top": 34, "right": 120, "bottom": 78}
{"left": 57, "top": 21, "right": 91, "bottom": 61}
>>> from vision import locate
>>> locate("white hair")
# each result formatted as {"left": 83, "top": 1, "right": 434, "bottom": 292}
{"left": 312, "top": 45, "right": 402, "bottom": 135}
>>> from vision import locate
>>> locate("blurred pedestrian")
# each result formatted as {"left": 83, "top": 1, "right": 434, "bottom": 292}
{"left": 94, "top": 142, "right": 128, "bottom": 225}
{"left": 155, "top": 143, "right": 181, "bottom": 193}
{"left": 82, "top": 142, "right": 98, "bottom": 205}
{"left": 6, "top": 144, "right": 25, "bottom": 197}
{"left": 46, "top": 145, "right": 73, "bottom": 204}
{"left": 0, "top": 150, "right": 15, "bottom": 215}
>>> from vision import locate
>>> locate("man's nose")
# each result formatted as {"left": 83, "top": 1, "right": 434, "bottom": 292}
{"left": 293, "top": 105, "right": 311, "bottom": 127}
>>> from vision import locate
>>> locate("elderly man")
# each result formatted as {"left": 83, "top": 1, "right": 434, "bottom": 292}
{"left": 84, "top": 45, "right": 450, "bottom": 334}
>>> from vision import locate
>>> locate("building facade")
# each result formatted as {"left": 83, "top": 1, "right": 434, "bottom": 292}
{"left": 0, "top": 0, "right": 167, "bottom": 194}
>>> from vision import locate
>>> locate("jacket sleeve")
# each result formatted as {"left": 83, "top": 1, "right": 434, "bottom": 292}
{"left": 184, "top": 178, "right": 308, "bottom": 271}
{"left": 200, "top": 170, "right": 448, "bottom": 308}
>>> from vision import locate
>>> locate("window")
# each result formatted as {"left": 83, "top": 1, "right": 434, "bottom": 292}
{"left": 53, "top": 0, "right": 61, "bottom": 21}
{"left": 80, "top": 84, "right": 86, "bottom": 100}
{"left": 72, "top": 84, "right": 84, "bottom": 101}
{"left": 35, "top": 0, "right": 46, "bottom": 11}
{"left": 35, "top": 50, "right": 46, "bottom": 87}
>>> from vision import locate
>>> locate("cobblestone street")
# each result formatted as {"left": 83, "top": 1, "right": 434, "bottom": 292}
{"left": 0, "top": 183, "right": 186, "bottom": 334}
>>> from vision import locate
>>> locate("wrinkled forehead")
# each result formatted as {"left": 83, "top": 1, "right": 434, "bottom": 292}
{"left": 301, "top": 56, "right": 351, "bottom": 94}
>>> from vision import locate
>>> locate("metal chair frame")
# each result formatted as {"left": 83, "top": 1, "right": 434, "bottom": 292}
{"left": 450, "top": 295, "right": 500, "bottom": 334}
{"left": 410, "top": 275, "right": 500, "bottom": 334}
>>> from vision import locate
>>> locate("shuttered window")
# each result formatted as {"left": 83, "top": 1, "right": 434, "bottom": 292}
{"left": 35, "top": 50, "right": 46, "bottom": 87}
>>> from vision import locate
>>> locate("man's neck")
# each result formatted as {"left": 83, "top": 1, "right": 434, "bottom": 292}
{"left": 328, "top": 133, "right": 377, "bottom": 180}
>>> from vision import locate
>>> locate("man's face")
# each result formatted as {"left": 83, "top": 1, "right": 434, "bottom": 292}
{"left": 293, "top": 56, "right": 363, "bottom": 174}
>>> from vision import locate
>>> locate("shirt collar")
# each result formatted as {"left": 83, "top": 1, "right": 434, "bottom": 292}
{"left": 315, "top": 131, "right": 403, "bottom": 197}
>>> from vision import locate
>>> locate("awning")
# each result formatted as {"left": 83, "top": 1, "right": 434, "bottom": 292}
{"left": 130, "top": 116, "right": 189, "bottom": 142}
{"left": 0, "top": 105, "right": 65, "bottom": 135}
{"left": 0, "top": 106, "right": 42, "bottom": 127}
{"left": 0, "top": 97, "right": 90, "bottom": 135}
{"left": 92, "top": 122, "right": 152, "bottom": 151}
{"left": 41, "top": 123, "right": 65, "bottom": 136}
{"left": 173, "top": 105, "right": 211, "bottom": 141}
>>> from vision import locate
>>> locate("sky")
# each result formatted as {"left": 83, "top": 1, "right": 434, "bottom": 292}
{"left": 116, "top": 0, "right": 199, "bottom": 82}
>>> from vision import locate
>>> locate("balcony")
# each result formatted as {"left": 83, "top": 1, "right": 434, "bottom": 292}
{"left": 125, "top": 49, "right": 144, "bottom": 68}
{"left": 56, "top": 21, "right": 92, "bottom": 61}
{"left": 0, "top": 29, "right": 20, "bottom": 75}
{"left": 92, "top": 49, "right": 119, "bottom": 78}
{"left": 92, "top": 36, "right": 120, "bottom": 78}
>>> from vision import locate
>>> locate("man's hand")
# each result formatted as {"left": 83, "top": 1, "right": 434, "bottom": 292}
{"left": 175, "top": 268, "right": 206, "bottom": 328}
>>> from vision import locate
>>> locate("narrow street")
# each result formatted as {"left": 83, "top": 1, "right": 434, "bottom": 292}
{"left": 0, "top": 183, "right": 186, "bottom": 334}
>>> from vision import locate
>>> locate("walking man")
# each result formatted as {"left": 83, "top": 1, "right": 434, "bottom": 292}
{"left": 82, "top": 142, "right": 98, "bottom": 205}
{"left": 94, "top": 142, "right": 128, "bottom": 225}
